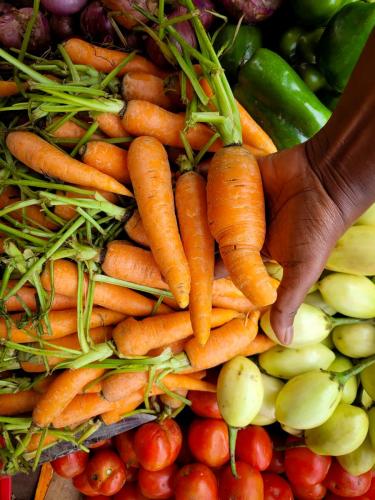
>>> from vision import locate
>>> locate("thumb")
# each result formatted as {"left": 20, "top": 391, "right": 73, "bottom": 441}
{"left": 270, "top": 260, "right": 323, "bottom": 345}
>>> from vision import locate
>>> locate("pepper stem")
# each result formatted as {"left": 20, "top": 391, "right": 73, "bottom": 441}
{"left": 228, "top": 426, "right": 239, "bottom": 478}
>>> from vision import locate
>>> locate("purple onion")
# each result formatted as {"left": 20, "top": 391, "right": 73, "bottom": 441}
{"left": 101, "top": 0, "right": 157, "bottom": 28}
{"left": 41, "top": 0, "right": 88, "bottom": 16}
{"left": 49, "top": 14, "right": 76, "bottom": 40}
{"left": 0, "top": 8, "right": 50, "bottom": 51}
{"left": 170, "top": 5, "right": 197, "bottom": 51}
{"left": 80, "top": 1, "right": 115, "bottom": 43}
{"left": 193, "top": 0, "right": 215, "bottom": 29}
{"left": 221, "top": 0, "right": 282, "bottom": 23}
{"left": 0, "top": 2, "right": 14, "bottom": 15}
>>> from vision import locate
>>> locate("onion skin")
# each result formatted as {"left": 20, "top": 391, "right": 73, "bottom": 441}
{"left": 101, "top": 0, "right": 157, "bottom": 29}
{"left": 0, "top": 8, "right": 50, "bottom": 52}
{"left": 221, "top": 0, "right": 282, "bottom": 23}
{"left": 41, "top": 0, "right": 88, "bottom": 16}
{"left": 80, "top": 1, "right": 115, "bottom": 44}
{"left": 49, "top": 15, "right": 76, "bottom": 40}
{"left": 0, "top": 2, "right": 14, "bottom": 15}
{"left": 194, "top": 0, "right": 215, "bottom": 29}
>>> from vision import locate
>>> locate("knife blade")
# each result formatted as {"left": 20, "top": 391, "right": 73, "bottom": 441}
{"left": 37, "top": 414, "right": 156, "bottom": 463}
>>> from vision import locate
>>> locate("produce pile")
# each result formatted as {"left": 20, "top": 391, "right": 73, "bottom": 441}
{"left": 0, "top": 0, "right": 373, "bottom": 499}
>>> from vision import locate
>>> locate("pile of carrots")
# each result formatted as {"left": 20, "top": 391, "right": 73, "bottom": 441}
{"left": 0, "top": 25, "right": 279, "bottom": 471}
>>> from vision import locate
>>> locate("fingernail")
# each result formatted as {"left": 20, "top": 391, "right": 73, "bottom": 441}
{"left": 280, "top": 326, "right": 294, "bottom": 346}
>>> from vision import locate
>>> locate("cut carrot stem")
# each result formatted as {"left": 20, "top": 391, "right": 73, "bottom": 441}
{"left": 176, "top": 171, "right": 214, "bottom": 345}
{"left": 6, "top": 131, "right": 133, "bottom": 197}
{"left": 112, "top": 308, "right": 240, "bottom": 356}
{"left": 123, "top": 210, "right": 150, "bottom": 247}
{"left": 127, "top": 136, "right": 191, "bottom": 308}
{"left": 81, "top": 141, "right": 130, "bottom": 184}
{"left": 41, "top": 259, "right": 171, "bottom": 316}
{"left": 122, "top": 100, "right": 222, "bottom": 151}
{"left": 122, "top": 72, "right": 174, "bottom": 109}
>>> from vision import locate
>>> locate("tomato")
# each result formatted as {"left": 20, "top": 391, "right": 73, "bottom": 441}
{"left": 267, "top": 448, "right": 285, "bottom": 474}
{"left": 88, "top": 439, "right": 112, "bottom": 450}
{"left": 125, "top": 466, "right": 138, "bottom": 482}
{"left": 324, "top": 460, "right": 372, "bottom": 497}
{"left": 219, "top": 461, "right": 263, "bottom": 500}
{"left": 86, "top": 449, "right": 127, "bottom": 496}
{"left": 284, "top": 446, "right": 331, "bottom": 487}
{"left": 177, "top": 432, "right": 194, "bottom": 465}
{"left": 262, "top": 472, "right": 294, "bottom": 500}
{"left": 83, "top": 496, "right": 110, "bottom": 500}
{"left": 188, "top": 418, "right": 229, "bottom": 468}
{"left": 51, "top": 450, "right": 89, "bottom": 479}
{"left": 188, "top": 390, "right": 222, "bottom": 419}
{"left": 291, "top": 482, "right": 326, "bottom": 499}
{"left": 326, "top": 474, "right": 375, "bottom": 499}
{"left": 0, "top": 435, "right": 5, "bottom": 470}
{"left": 134, "top": 419, "right": 182, "bottom": 472}
{"left": 174, "top": 463, "right": 218, "bottom": 500}
{"left": 138, "top": 463, "right": 177, "bottom": 499}
{"left": 236, "top": 426, "right": 273, "bottom": 471}
{"left": 73, "top": 471, "right": 99, "bottom": 496}
{"left": 114, "top": 431, "right": 139, "bottom": 468}
{"left": 114, "top": 482, "right": 148, "bottom": 500}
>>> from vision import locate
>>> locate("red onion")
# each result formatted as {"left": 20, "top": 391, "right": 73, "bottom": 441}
{"left": 49, "top": 14, "right": 76, "bottom": 40}
{"left": 193, "top": 0, "right": 215, "bottom": 29}
{"left": 221, "top": 0, "right": 282, "bottom": 23}
{"left": 80, "top": 1, "right": 115, "bottom": 43}
{"left": 41, "top": 0, "right": 88, "bottom": 16}
{"left": 101, "top": 0, "right": 157, "bottom": 29}
{"left": 170, "top": 5, "right": 197, "bottom": 51}
{"left": 0, "top": 2, "right": 14, "bottom": 15}
{"left": 0, "top": 8, "right": 50, "bottom": 51}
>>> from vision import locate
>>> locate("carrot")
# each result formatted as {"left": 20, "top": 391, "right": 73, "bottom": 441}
{"left": 0, "top": 307, "right": 124, "bottom": 343}
{"left": 161, "top": 373, "right": 216, "bottom": 393}
{"left": 122, "top": 72, "right": 173, "bottom": 109}
{"left": 50, "top": 117, "right": 102, "bottom": 145}
{"left": 64, "top": 38, "right": 165, "bottom": 78}
{"left": 81, "top": 141, "right": 130, "bottom": 184}
{"left": 33, "top": 367, "right": 106, "bottom": 427}
{"left": 6, "top": 131, "right": 133, "bottom": 197}
{"left": 122, "top": 101, "right": 222, "bottom": 151}
{"left": 80, "top": 381, "right": 102, "bottom": 394}
{"left": 102, "top": 371, "right": 148, "bottom": 402}
{"left": 5, "top": 287, "right": 77, "bottom": 313}
{"left": 147, "top": 338, "right": 187, "bottom": 357}
{"left": 20, "top": 326, "right": 113, "bottom": 372}
{"left": 112, "top": 308, "right": 240, "bottom": 356}
{"left": 54, "top": 188, "right": 118, "bottom": 221}
{"left": 124, "top": 210, "right": 149, "bottom": 247}
{"left": 0, "top": 80, "right": 21, "bottom": 97}
{"left": 207, "top": 146, "right": 277, "bottom": 307}
{"left": 52, "top": 393, "right": 115, "bottom": 428}
{"left": 0, "top": 390, "right": 40, "bottom": 416}
{"left": 176, "top": 171, "right": 214, "bottom": 345}
{"left": 41, "top": 259, "right": 171, "bottom": 316}
{"left": 127, "top": 136, "right": 190, "bottom": 307}
{"left": 102, "top": 241, "right": 166, "bottom": 290}
{"left": 34, "top": 463, "right": 54, "bottom": 500}
{"left": 100, "top": 391, "right": 145, "bottom": 426}
{"left": 241, "top": 333, "right": 275, "bottom": 357}
{"left": 160, "top": 389, "right": 188, "bottom": 409}
{"left": 26, "top": 433, "right": 57, "bottom": 452}
{"left": 33, "top": 375, "right": 57, "bottom": 394}
{"left": 94, "top": 113, "right": 129, "bottom": 138}
{"left": 184, "top": 311, "right": 261, "bottom": 370}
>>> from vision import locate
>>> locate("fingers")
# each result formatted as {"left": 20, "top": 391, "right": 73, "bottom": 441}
{"left": 270, "top": 260, "right": 324, "bottom": 345}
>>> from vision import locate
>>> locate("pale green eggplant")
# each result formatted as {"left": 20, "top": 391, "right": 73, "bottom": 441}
{"left": 361, "top": 364, "right": 375, "bottom": 399}
{"left": 369, "top": 407, "right": 375, "bottom": 449}
{"left": 333, "top": 322, "right": 375, "bottom": 358}
{"left": 338, "top": 434, "right": 375, "bottom": 475}
{"left": 304, "top": 290, "right": 337, "bottom": 315}
{"left": 355, "top": 203, "right": 375, "bottom": 226}
{"left": 359, "top": 388, "right": 373, "bottom": 410}
{"left": 252, "top": 373, "right": 284, "bottom": 426}
{"left": 329, "top": 355, "right": 358, "bottom": 404}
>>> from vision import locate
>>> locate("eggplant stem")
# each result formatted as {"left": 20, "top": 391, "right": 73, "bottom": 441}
{"left": 229, "top": 426, "right": 239, "bottom": 478}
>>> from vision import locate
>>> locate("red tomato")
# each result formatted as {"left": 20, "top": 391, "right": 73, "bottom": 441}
{"left": 188, "top": 419, "right": 229, "bottom": 468}
{"left": 324, "top": 461, "right": 372, "bottom": 497}
{"left": 285, "top": 446, "right": 331, "bottom": 487}
{"left": 83, "top": 496, "right": 111, "bottom": 500}
{"left": 86, "top": 449, "right": 127, "bottom": 496}
{"left": 138, "top": 463, "right": 177, "bottom": 499}
{"left": 0, "top": 435, "right": 5, "bottom": 470}
{"left": 325, "top": 474, "right": 375, "bottom": 499}
{"left": 267, "top": 448, "right": 285, "bottom": 474}
{"left": 236, "top": 426, "right": 273, "bottom": 471}
{"left": 114, "top": 482, "right": 148, "bottom": 500}
{"left": 73, "top": 471, "right": 99, "bottom": 496}
{"left": 114, "top": 431, "right": 139, "bottom": 468}
{"left": 177, "top": 432, "right": 194, "bottom": 465}
{"left": 174, "top": 463, "right": 218, "bottom": 500}
{"left": 88, "top": 439, "right": 112, "bottom": 450}
{"left": 291, "top": 482, "right": 326, "bottom": 499}
{"left": 219, "top": 461, "right": 264, "bottom": 500}
{"left": 188, "top": 391, "right": 222, "bottom": 419}
{"left": 51, "top": 450, "right": 89, "bottom": 479}
{"left": 134, "top": 419, "right": 182, "bottom": 472}
{"left": 262, "top": 472, "right": 294, "bottom": 500}
{"left": 125, "top": 466, "right": 138, "bottom": 482}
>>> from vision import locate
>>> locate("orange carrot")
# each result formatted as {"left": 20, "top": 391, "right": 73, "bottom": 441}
{"left": 50, "top": 117, "right": 102, "bottom": 146}
{"left": 34, "top": 463, "right": 54, "bottom": 500}
{"left": 33, "top": 367, "right": 106, "bottom": 427}
{"left": 127, "top": 136, "right": 190, "bottom": 307}
{"left": 147, "top": 338, "right": 187, "bottom": 357}
{"left": 54, "top": 188, "right": 118, "bottom": 220}
{"left": 160, "top": 389, "right": 187, "bottom": 409}
{"left": 122, "top": 72, "right": 173, "bottom": 109}
{"left": 0, "top": 307, "right": 124, "bottom": 343}
{"left": 41, "top": 259, "right": 171, "bottom": 316}
{"left": 64, "top": 38, "right": 164, "bottom": 77}
{"left": 102, "top": 371, "right": 148, "bottom": 402}
{"left": 6, "top": 131, "right": 133, "bottom": 197}
{"left": 184, "top": 311, "right": 261, "bottom": 370}
{"left": 112, "top": 308, "right": 240, "bottom": 356}
{"left": 176, "top": 171, "right": 214, "bottom": 345}
{"left": 100, "top": 391, "right": 145, "bottom": 426}
{"left": 20, "top": 326, "right": 113, "bottom": 372}
{"left": 124, "top": 210, "right": 150, "bottom": 247}
{"left": 0, "top": 80, "right": 21, "bottom": 97}
{"left": 80, "top": 381, "right": 102, "bottom": 394}
{"left": 207, "top": 146, "right": 277, "bottom": 307}
{"left": 241, "top": 333, "right": 275, "bottom": 357}
{"left": 26, "top": 433, "right": 57, "bottom": 452}
{"left": 33, "top": 375, "right": 57, "bottom": 394}
{"left": 81, "top": 141, "right": 130, "bottom": 184}
{"left": 52, "top": 393, "right": 113, "bottom": 428}
{"left": 122, "top": 101, "right": 222, "bottom": 151}
{"left": 5, "top": 287, "right": 77, "bottom": 313}
{"left": 102, "top": 241, "right": 166, "bottom": 290}
{"left": 0, "top": 390, "right": 40, "bottom": 416}
{"left": 94, "top": 113, "right": 129, "bottom": 138}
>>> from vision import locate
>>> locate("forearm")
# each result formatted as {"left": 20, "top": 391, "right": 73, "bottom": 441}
{"left": 306, "top": 28, "right": 375, "bottom": 224}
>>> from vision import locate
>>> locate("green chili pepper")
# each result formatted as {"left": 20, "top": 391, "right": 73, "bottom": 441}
{"left": 235, "top": 48, "right": 331, "bottom": 150}
{"left": 279, "top": 27, "right": 304, "bottom": 62}
{"left": 292, "top": 0, "right": 357, "bottom": 27}
{"left": 318, "top": 1, "right": 375, "bottom": 92}
{"left": 297, "top": 28, "right": 325, "bottom": 64}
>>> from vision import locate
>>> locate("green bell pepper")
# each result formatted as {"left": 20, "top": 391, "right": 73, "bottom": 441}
{"left": 292, "top": 0, "right": 357, "bottom": 27}
{"left": 214, "top": 24, "right": 262, "bottom": 82}
{"left": 318, "top": 1, "right": 375, "bottom": 92}
{"left": 235, "top": 48, "right": 331, "bottom": 150}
